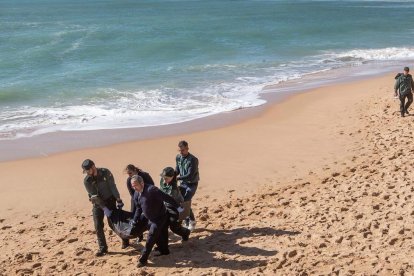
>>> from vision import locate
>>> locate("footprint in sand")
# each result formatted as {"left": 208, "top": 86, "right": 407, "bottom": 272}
{"left": 67, "top": 238, "right": 78, "bottom": 243}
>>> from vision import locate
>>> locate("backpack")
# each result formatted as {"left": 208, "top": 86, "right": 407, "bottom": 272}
{"left": 395, "top": 73, "right": 403, "bottom": 79}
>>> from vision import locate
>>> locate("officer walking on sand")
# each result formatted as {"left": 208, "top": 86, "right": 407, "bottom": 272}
{"left": 395, "top": 66, "right": 414, "bottom": 117}
{"left": 129, "top": 175, "right": 184, "bottom": 267}
{"left": 82, "top": 159, "right": 126, "bottom": 256}
{"left": 175, "top": 140, "right": 200, "bottom": 230}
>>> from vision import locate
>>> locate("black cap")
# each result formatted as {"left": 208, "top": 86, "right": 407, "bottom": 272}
{"left": 160, "top": 167, "right": 175, "bottom": 177}
{"left": 82, "top": 159, "right": 95, "bottom": 172}
{"left": 404, "top": 66, "right": 410, "bottom": 72}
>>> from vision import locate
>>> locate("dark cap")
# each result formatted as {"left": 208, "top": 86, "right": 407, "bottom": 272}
{"left": 160, "top": 167, "right": 175, "bottom": 177}
{"left": 82, "top": 159, "right": 95, "bottom": 172}
{"left": 404, "top": 66, "right": 410, "bottom": 72}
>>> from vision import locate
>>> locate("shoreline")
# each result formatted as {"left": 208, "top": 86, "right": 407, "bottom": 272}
{"left": 0, "top": 63, "right": 400, "bottom": 163}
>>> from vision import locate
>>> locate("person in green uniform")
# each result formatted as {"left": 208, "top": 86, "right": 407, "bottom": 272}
{"left": 159, "top": 167, "right": 190, "bottom": 241}
{"left": 395, "top": 66, "right": 414, "bottom": 117}
{"left": 82, "top": 159, "right": 126, "bottom": 256}
{"left": 175, "top": 140, "right": 200, "bottom": 231}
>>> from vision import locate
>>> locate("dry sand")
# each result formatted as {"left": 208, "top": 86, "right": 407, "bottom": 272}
{"left": 0, "top": 74, "right": 413, "bottom": 275}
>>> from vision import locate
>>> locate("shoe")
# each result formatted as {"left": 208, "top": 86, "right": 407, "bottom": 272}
{"left": 95, "top": 248, "right": 108, "bottom": 257}
{"left": 182, "top": 230, "right": 190, "bottom": 241}
{"left": 135, "top": 235, "right": 144, "bottom": 245}
{"left": 137, "top": 260, "right": 147, "bottom": 268}
{"left": 402, "top": 114, "right": 405, "bottom": 117}
{"left": 188, "top": 220, "right": 196, "bottom": 231}
{"left": 154, "top": 250, "right": 170, "bottom": 257}
{"left": 183, "top": 218, "right": 189, "bottom": 228}
{"left": 406, "top": 110, "right": 410, "bottom": 115}
{"left": 121, "top": 240, "right": 130, "bottom": 249}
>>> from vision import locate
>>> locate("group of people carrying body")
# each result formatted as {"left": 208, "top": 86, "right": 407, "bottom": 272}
{"left": 82, "top": 140, "right": 200, "bottom": 267}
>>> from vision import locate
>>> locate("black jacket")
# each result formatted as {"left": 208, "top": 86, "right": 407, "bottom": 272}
{"left": 132, "top": 184, "right": 179, "bottom": 224}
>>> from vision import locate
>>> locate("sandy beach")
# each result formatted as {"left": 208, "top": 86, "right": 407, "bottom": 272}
{"left": 1, "top": 73, "right": 413, "bottom": 275}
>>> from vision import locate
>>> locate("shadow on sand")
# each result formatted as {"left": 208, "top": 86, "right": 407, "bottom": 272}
{"left": 150, "top": 226, "right": 301, "bottom": 270}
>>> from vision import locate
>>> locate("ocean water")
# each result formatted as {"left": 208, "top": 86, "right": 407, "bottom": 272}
{"left": 2, "top": 0, "right": 414, "bottom": 140}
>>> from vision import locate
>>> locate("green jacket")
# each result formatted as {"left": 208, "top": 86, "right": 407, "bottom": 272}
{"left": 84, "top": 168, "right": 120, "bottom": 201}
{"left": 175, "top": 153, "right": 200, "bottom": 184}
{"left": 159, "top": 178, "right": 184, "bottom": 204}
{"left": 395, "top": 74, "right": 414, "bottom": 95}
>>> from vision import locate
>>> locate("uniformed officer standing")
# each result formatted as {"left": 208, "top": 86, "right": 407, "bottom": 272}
{"left": 82, "top": 159, "right": 126, "bottom": 256}
{"left": 130, "top": 175, "right": 183, "bottom": 267}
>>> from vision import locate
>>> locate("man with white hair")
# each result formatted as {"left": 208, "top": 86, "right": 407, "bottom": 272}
{"left": 130, "top": 175, "right": 183, "bottom": 267}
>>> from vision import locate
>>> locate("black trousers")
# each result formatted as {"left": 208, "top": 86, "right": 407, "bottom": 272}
{"left": 167, "top": 210, "right": 190, "bottom": 238}
{"left": 400, "top": 92, "right": 413, "bottom": 115}
{"left": 139, "top": 215, "right": 169, "bottom": 263}
{"left": 170, "top": 220, "right": 190, "bottom": 237}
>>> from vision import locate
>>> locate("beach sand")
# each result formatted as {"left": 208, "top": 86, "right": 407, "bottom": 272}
{"left": 1, "top": 74, "right": 413, "bottom": 275}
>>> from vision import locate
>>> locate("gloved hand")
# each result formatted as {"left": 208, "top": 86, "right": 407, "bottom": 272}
{"left": 116, "top": 200, "right": 124, "bottom": 209}
{"left": 102, "top": 207, "right": 112, "bottom": 217}
{"left": 129, "top": 220, "right": 137, "bottom": 227}
{"left": 177, "top": 206, "right": 184, "bottom": 213}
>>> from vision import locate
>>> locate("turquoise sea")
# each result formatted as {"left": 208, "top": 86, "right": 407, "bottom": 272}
{"left": 1, "top": 0, "right": 414, "bottom": 139}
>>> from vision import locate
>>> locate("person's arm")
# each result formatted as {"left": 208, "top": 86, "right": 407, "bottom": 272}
{"left": 177, "top": 156, "right": 198, "bottom": 182}
{"left": 394, "top": 78, "right": 400, "bottom": 96}
{"left": 175, "top": 154, "right": 180, "bottom": 176}
{"left": 411, "top": 78, "right": 414, "bottom": 92}
{"left": 171, "top": 186, "right": 184, "bottom": 204}
{"left": 132, "top": 192, "right": 142, "bottom": 222}
{"left": 159, "top": 189, "right": 180, "bottom": 209}
{"left": 106, "top": 170, "right": 121, "bottom": 201}
{"left": 83, "top": 178, "right": 96, "bottom": 199}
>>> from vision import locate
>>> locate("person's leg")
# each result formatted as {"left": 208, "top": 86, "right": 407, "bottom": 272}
{"left": 130, "top": 197, "right": 136, "bottom": 213}
{"left": 139, "top": 217, "right": 167, "bottom": 265}
{"left": 92, "top": 205, "right": 107, "bottom": 255}
{"left": 155, "top": 219, "right": 170, "bottom": 254}
{"left": 182, "top": 183, "right": 198, "bottom": 223}
{"left": 169, "top": 220, "right": 190, "bottom": 240}
{"left": 405, "top": 93, "right": 413, "bottom": 113}
{"left": 400, "top": 93, "right": 406, "bottom": 116}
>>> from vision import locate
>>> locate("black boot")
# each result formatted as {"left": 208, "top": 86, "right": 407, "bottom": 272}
{"left": 154, "top": 249, "right": 170, "bottom": 257}
{"left": 138, "top": 255, "right": 148, "bottom": 267}
{"left": 121, "top": 239, "right": 130, "bottom": 249}
{"left": 182, "top": 229, "right": 190, "bottom": 241}
{"left": 95, "top": 248, "right": 108, "bottom": 257}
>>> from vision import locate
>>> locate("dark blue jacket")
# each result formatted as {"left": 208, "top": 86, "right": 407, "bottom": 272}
{"left": 132, "top": 184, "right": 179, "bottom": 224}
